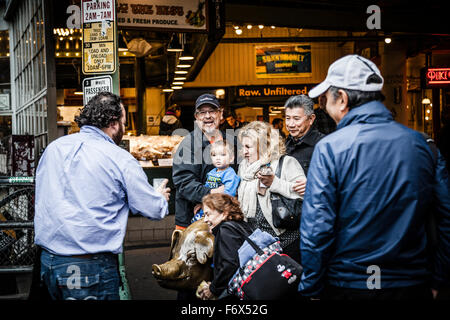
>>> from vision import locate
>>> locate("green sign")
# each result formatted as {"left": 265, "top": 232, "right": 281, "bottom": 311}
{"left": 8, "top": 177, "right": 34, "bottom": 184}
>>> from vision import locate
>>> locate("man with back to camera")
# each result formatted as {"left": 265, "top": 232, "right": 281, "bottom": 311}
{"left": 159, "top": 104, "right": 183, "bottom": 136}
{"left": 34, "top": 92, "right": 171, "bottom": 300}
{"left": 299, "top": 54, "right": 450, "bottom": 300}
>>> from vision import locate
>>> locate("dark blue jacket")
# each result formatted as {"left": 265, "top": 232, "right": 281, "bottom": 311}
{"left": 299, "top": 100, "right": 450, "bottom": 296}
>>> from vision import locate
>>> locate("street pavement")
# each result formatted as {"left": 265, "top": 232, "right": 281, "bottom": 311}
{"left": 124, "top": 245, "right": 177, "bottom": 300}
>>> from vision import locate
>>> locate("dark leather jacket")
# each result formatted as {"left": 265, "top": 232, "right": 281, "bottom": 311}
{"left": 285, "top": 128, "right": 324, "bottom": 176}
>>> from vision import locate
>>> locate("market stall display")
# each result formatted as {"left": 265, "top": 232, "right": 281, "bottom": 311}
{"left": 123, "top": 135, "right": 184, "bottom": 167}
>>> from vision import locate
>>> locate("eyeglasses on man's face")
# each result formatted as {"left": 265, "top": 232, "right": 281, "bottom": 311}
{"left": 196, "top": 109, "right": 219, "bottom": 118}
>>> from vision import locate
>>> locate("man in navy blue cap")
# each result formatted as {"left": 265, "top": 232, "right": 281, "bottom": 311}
{"left": 172, "top": 93, "right": 237, "bottom": 230}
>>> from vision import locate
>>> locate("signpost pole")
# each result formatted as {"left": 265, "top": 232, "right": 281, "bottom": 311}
{"left": 112, "top": 8, "right": 120, "bottom": 97}
{"left": 110, "top": 0, "right": 128, "bottom": 300}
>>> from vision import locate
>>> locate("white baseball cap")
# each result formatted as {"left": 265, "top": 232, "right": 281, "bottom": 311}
{"left": 309, "top": 54, "right": 384, "bottom": 98}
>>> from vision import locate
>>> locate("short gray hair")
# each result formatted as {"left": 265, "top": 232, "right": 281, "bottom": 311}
{"left": 284, "top": 95, "right": 314, "bottom": 116}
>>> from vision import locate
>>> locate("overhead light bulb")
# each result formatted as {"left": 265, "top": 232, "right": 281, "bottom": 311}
{"left": 172, "top": 81, "right": 184, "bottom": 85}
{"left": 177, "top": 64, "right": 191, "bottom": 68}
{"left": 171, "top": 86, "right": 183, "bottom": 90}
{"left": 179, "top": 44, "right": 194, "bottom": 60}
{"left": 247, "top": 25, "right": 252, "bottom": 29}
{"left": 384, "top": 37, "right": 392, "bottom": 44}
{"left": 174, "top": 77, "right": 187, "bottom": 81}
{"left": 162, "top": 88, "right": 174, "bottom": 92}
{"left": 175, "top": 70, "right": 188, "bottom": 74}
{"left": 258, "top": 25, "right": 264, "bottom": 29}
{"left": 235, "top": 28, "right": 242, "bottom": 35}
{"left": 422, "top": 98, "right": 431, "bottom": 104}
{"left": 215, "top": 89, "right": 225, "bottom": 97}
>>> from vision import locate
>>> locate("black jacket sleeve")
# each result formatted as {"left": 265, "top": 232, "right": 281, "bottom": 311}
{"left": 172, "top": 134, "right": 211, "bottom": 204}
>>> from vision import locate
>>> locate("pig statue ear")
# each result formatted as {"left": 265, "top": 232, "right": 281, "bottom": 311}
{"left": 169, "top": 229, "right": 182, "bottom": 260}
{"left": 194, "top": 231, "right": 214, "bottom": 264}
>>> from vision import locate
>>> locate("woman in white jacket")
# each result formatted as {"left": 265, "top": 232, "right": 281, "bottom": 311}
{"left": 237, "top": 121, "right": 306, "bottom": 263}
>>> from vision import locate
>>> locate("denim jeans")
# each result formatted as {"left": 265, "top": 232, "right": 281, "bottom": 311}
{"left": 40, "top": 249, "right": 120, "bottom": 300}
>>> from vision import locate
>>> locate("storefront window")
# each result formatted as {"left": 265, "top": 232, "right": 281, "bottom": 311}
{"left": 0, "top": 30, "right": 12, "bottom": 139}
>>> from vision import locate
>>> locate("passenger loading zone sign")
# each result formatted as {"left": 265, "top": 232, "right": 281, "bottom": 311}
{"left": 82, "top": 0, "right": 116, "bottom": 74}
{"left": 83, "top": 75, "right": 113, "bottom": 105}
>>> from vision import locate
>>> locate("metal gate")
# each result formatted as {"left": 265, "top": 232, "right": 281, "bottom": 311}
{"left": 0, "top": 176, "right": 35, "bottom": 299}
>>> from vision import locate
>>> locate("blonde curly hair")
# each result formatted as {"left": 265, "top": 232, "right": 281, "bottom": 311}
{"left": 238, "top": 121, "right": 286, "bottom": 163}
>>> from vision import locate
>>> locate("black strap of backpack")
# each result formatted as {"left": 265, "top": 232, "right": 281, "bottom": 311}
{"left": 418, "top": 131, "right": 439, "bottom": 249}
{"left": 419, "top": 132, "right": 438, "bottom": 166}
{"left": 274, "top": 155, "right": 285, "bottom": 178}
{"left": 427, "top": 140, "right": 438, "bottom": 166}
{"left": 227, "top": 222, "right": 264, "bottom": 256}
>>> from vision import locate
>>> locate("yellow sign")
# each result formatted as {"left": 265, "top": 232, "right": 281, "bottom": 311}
{"left": 235, "top": 85, "right": 315, "bottom": 99}
{"left": 256, "top": 45, "right": 312, "bottom": 79}
{"left": 83, "top": 21, "right": 114, "bottom": 42}
{"left": 82, "top": 0, "right": 116, "bottom": 74}
{"left": 83, "top": 38, "right": 115, "bottom": 73}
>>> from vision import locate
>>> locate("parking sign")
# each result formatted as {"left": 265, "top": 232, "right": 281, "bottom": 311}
{"left": 82, "top": 75, "right": 113, "bottom": 105}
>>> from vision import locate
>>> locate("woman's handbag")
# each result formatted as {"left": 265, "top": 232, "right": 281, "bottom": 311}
{"left": 270, "top": 155, "right": 303, "bottom": 229}
{"left": 227, "top": 224, "right": 302, "bottom": 300}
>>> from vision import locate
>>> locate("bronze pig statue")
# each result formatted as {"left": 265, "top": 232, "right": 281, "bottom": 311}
{"left": 152, "top": 219, "right": 214, "bottom": 290}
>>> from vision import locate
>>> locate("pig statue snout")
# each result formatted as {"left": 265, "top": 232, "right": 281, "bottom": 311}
{"left": 152, "top": 259, "right": 184, "bottom": 280}
{"left": 152, "top": 219, "right": 214, "bottom": 291}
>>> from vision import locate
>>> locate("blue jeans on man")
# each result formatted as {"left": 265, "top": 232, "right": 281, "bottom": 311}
{"left": 40, "top": 249, "right": 120, "bottom": 300}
